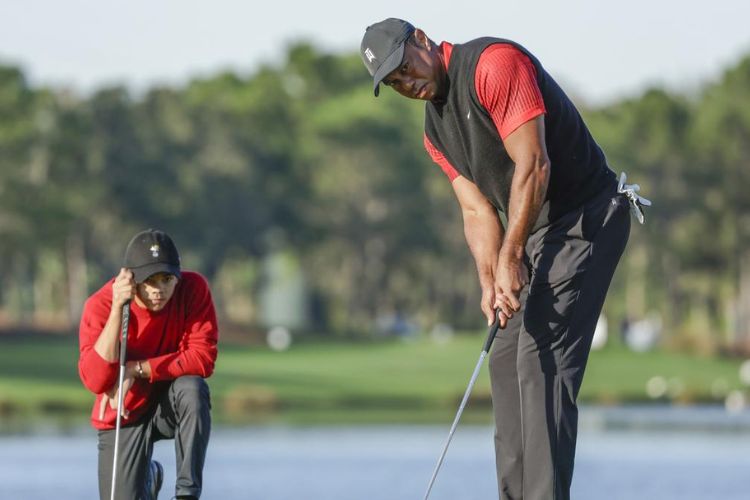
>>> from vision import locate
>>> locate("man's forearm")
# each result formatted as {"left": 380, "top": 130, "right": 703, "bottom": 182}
{"left": 501, "top": 155, "right": 549, "bottom": 261}
{"left": 462, "top": 204, "right": 504, "bottom": 287}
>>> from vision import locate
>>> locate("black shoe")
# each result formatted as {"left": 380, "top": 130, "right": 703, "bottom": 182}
{"left": 148, "top": 460, "right": 164, "bottom": 499}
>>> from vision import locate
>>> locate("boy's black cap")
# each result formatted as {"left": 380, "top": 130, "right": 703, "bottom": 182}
{"left": 123, "top": 229, "right": 181, "bottom": 283}
{"left": 360, "top": 18, "right": 415, "bottom": 96}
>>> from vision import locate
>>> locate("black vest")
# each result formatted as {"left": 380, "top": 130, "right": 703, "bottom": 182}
{"left": 424, "top": 38, "right": 615, "bottom": 231}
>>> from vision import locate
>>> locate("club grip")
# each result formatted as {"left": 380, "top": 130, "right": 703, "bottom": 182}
{"left": 482, "top": 314, "right": 501, "bottom": 353}
{"left": 118, "top": 301, "right": 131, "bottom": 366}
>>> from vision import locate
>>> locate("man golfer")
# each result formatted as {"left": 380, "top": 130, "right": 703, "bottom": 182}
{"left": 360, "top": 18, "right": 648, "bottom": 500}
{"left": 78, "top": 229, "right": 218, "bottom": 500}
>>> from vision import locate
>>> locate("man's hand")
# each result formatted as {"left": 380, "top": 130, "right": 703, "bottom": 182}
{"left": 480, "top": 280, "right": 498, "bottom": 326}
{"left": 494, "top": 255, "right": 528, "bottom": 327}
{"left": 112, "top": 268, "right": 136, "bottom": 309}
{"left": 482, "top": 279, "right": 515, "bottom": 328}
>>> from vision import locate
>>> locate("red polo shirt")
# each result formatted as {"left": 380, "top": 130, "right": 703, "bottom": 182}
{"left": 424, "top": 42, "right": 546, "bottom": 180}
{"left": 78, "top": 271, "right": 218, "bottom": 429}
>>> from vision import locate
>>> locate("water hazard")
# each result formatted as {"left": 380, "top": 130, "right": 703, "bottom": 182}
{"left": 1, "top": 405, "right": 749, "bottom": 499}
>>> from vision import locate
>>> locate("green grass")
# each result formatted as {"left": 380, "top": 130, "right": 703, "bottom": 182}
{"left": 0, "top": 333, "right": 745, "bottom": 427}
{"left": 583, "top": 346, "right": 743, "bottom": 403}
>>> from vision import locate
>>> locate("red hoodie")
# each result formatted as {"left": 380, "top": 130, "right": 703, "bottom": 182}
{"left": 78, "top": 271, "right": 218, "bottom": 429}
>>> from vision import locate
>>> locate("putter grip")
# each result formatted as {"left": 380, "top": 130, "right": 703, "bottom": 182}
{"left": 482, "top": 315, "right": 501, "bottom": 353}
{"left": 118, "top": 301, "right": 130, "bottom": 366}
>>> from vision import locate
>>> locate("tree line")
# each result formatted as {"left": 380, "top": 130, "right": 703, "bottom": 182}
{"left": 0, "top": 44, "right": 748, "bottom": 350}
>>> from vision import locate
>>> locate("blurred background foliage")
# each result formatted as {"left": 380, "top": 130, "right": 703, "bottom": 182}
{"left": 1, "top": 43, "right": 749, "bottom": 353}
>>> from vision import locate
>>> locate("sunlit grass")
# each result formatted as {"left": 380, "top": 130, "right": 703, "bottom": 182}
{"left": 0, "top": 333, "right": 745, "bottom": 426}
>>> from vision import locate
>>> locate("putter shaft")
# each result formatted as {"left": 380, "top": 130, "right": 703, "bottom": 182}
{"left": 110, "top": 302, "right": 130, "bottom": 500}
{"left": 422, "top": 318, "right": 500, "bottom": 500}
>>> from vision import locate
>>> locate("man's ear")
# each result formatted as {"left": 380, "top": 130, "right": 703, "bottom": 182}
{"left": 413, "top": 28, "right": 431, "bottom": 50}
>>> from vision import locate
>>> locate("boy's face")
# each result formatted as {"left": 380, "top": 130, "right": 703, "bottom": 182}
{"left": 136, "top": 272, "right": 179, "bottom": 311}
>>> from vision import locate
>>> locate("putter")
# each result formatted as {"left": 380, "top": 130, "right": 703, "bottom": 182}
{"left": 110, "top": 301, "right": 131, "bottom": 500}
{"left": 422, "top": 314, "right": 501, "bottom": 500}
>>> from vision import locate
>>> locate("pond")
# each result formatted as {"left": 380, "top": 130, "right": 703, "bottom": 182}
{"left": 1, "top": 405, "right": 749, "bottom": 499}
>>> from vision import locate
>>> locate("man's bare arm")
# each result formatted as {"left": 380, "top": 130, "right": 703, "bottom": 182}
{"left": 452, "top": 175, "right": 514, "bottom": 326}
{"left": 496, "top": 115, "right": 551, "bottom": 309}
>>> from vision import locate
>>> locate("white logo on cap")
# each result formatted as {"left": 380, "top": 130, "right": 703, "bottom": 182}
{"left": 150, "top": 244, "right": 160, "bottom": 258}
{"left": 364, "top": 48, "right": 376, "bottom": 63}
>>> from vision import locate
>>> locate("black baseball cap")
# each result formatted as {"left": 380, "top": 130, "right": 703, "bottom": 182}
{"left": 123, "top": 229, "right": 181, "bottom": 283}
{"left": 360, "top": 18, "right": 415, "bottom": 96}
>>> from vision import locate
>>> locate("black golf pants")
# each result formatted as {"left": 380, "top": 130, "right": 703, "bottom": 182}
{"left": 489, "top": 187, "right": 631, "bottom": 500}
{"left": 97, "top": 375, "right": 211, "bottom": 500}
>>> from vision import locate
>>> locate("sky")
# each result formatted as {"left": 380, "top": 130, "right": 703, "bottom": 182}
{"left": 1, "top": 0, "right": 748, "bottom": 105}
